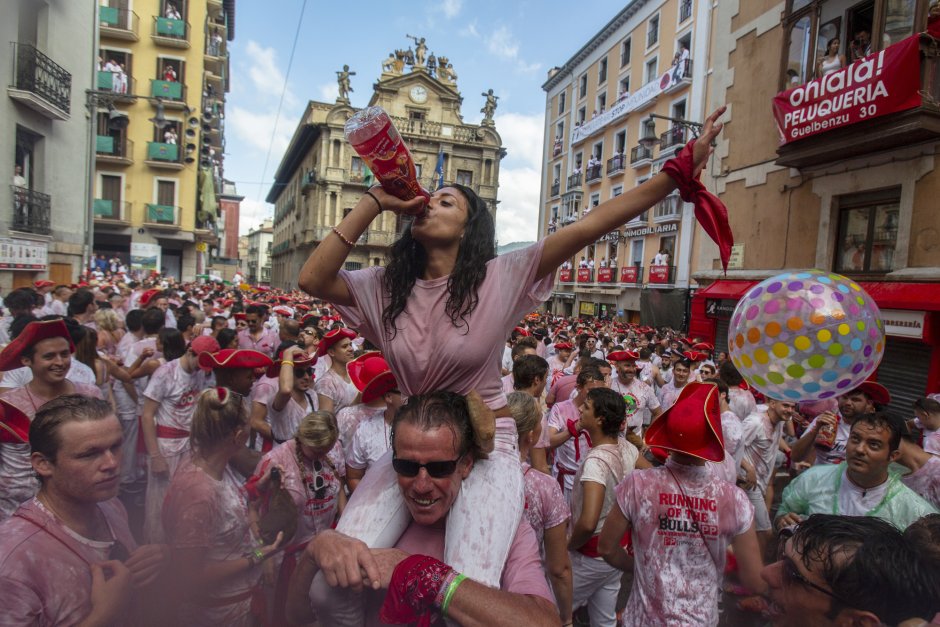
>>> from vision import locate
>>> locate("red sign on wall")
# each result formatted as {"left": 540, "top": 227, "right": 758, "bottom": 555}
{"left": 577, "top": 268, "right": 592, "bottom": 283}
{"left": 559, "top": 269, "right": 573, "bottom": 282}
{"left": 772, "top": 35, "right": 922, "bottom": 145}
{"left": 649, "top": 265, "right": 671, "bottom": 284}
{"left": 597, "top": 267, "right": 613, "bottom": 283}
{"left": 620, "top": 266, "right": 638, "bottom": 283}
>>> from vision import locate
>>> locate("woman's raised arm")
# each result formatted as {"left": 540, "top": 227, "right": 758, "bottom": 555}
{"left": 535, "top": 106, "right": 725, "bottom": 280}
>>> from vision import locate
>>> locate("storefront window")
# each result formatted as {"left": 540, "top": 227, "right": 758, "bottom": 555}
{"left": 834, "top": 190, "right": 899, "bottom": 274}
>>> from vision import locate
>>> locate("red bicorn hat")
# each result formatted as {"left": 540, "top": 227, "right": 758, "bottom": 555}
{"left": 198, "top": 349, "right": 274, "bottom": 371}
{"left": 553, "top": 342, "right": 573, "bottom": 351}
{"left": 316, "top": 328, "right": 356, "bottom": 358}
{"left": 347, "top": 351, "right": 398, "bottom": 404}
{"left": 266, "top": 351, "right": 317, "bottom": 379}
{"left": 851, "top": 380, "right": 891, "bottom": 406}
{"left": 692, "top": 342, "right": 714, "bottom": 351}
{"left": 645, "top": 382, "right": 725, "bottom": 463}
{"left": 33, "top": 280, "right": 54, "bottom": 289}
{"left": 272, "top": 306, "right": 293, "bottom": 317}
{"left": 0, "top": 319, "right": 74, "bottom": 372}
{"left": 682, "top": 350, "right": 709, "bottom": 362}
{"left": 0, "top": 398, "right": 30, "bottom": 444}
{"left": 513, "top": 326, "right": 530, "bottom": 337}
{"left": 607, "top": 350, "right": 639, "bottom": 362}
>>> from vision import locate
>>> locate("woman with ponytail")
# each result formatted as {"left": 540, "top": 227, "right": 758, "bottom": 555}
{"left": 162, "top": 387, "right": 283, "bottom": 626}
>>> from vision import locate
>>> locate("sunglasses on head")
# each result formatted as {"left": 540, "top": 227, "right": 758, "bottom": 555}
{"left": 392, "top": 456, "right": 463, "bottom": 478}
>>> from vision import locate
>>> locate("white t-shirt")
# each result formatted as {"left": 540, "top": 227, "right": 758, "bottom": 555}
{"left": 268, "top": 392, "right": 317, "bottom": 443}
{"left": 609, "top": 376, "right": 660, "bottom": 430}
{"left": 570, "top": 438, "right": 638, "bottom": 544}
{"left": 346, "top": 414, "right": 392, "bottom": 470}
{"left": 837, "top": 470, "right": 890, "bottom": 516}
{"left": 335, "top": 404, "right": 385, "bottom": 457}
{"left": 547, "top": 400, "right": 589, "bottom": 492}
{"left": 143, "top": 359, "right": 210, "bottom": 461}
{"left": 0, "top": 360, "right": 96, "bottom": 389}
{"left": 806, "top": 413, "right": 852, "bottom": 465}
{"left": 740, "top": 412, "right": 785, "bottom": 492}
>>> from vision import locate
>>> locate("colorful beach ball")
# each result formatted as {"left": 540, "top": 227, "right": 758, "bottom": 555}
{"left": 728, "top": 270, "right": 884, "bottom": 402}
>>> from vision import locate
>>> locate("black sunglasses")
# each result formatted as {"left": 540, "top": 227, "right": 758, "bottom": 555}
{"left": 782, "top": 557, "right": 852, "bottom": 606}
{"left": 294, "top": 368, "right": 313, "bottom": 378}
{"left": 392, "top": 456, "right": 463, "bottom": 478}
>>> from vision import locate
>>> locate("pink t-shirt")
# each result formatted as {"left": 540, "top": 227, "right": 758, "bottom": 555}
{"left": 522, "top": 462, "right": 570, "bottom": 548}
{"left": 335, "top": 240, "right": 553, "bottom": 409}
{"left": 0, "top": 498, "right": 138, "bottom": 627}
{"left": 548, "top": 399, "right": 590, "bottom": 491}
{"left": 253, "top": 440, "right": 345, "bottom": 544}
{"left": 616, "top": 459, "right": 754, "bottom": 626}
{"left": 550, "top": 374, "right": 577, "bottom": 406}
{"left": 237, "top": 327, "right": 279, "bottom": 357}
{"left": 901, "top": 455, "right": 940, "bottom": 509}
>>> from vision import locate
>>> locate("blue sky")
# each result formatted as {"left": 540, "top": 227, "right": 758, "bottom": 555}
{"left": 225, "top": 0, "right": 620, "bottom": 243}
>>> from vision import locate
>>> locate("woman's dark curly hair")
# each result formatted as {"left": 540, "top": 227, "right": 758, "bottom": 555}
{"left": 381, "top": 184, "right": 495, "bottom": 338}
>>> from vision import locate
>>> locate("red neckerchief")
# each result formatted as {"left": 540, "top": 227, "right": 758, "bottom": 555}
{"left": 379, "top": 554, "right": 453, "bottom": 626}
{"left": 661, "top": 140, "right": 734, "bottom": 272}
{"left": 566, "top": 419, "right": 594, "bottom": 461}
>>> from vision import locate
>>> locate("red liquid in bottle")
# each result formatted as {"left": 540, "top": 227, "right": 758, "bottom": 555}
{"left": 344, "top": 107, "right": 430, "bottom": 212}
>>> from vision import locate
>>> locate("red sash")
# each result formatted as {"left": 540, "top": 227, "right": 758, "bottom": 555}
{"left": 577, "top": 530, "right": 633, "bottom": 558}
{"left": 156, "top": 425, "right": 190, "bottom": 439}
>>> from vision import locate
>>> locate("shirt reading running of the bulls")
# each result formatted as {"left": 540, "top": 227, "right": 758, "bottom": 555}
{"left": 615, "top": 458, "right": 754, "bottom": 626}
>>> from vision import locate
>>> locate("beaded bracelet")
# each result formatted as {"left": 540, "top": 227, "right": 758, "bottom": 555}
{"left": 331, "top": 226, "right": 356, "bottom": 247}
{"left": 441, "top": 573, "right": 467, "bottom": 618}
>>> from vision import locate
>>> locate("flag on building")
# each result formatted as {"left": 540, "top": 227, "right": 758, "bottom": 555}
{"left": 433, "top": 150, "right": 444, "bottom": 190}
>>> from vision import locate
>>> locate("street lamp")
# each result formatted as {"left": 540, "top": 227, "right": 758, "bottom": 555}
{"left": 636, "top": 113, "right": 706, "bottom": 153}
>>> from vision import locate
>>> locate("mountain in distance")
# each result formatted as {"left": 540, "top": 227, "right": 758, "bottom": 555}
{"left": 497, "top": 241, "right": 535, "bottom": 255}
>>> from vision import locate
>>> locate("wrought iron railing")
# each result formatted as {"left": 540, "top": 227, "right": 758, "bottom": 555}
{"left": 11, "top": 186, "right": 52, "bottom": 234}
{"left": 10, "top": 42, "right": 71, "bottom": 114}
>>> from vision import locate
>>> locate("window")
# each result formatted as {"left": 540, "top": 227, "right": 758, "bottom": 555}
{"left": 558, "top": 91, "right": 566, "bottom": 115}
{"left": 592, "top": 141, "right": 603, "bottom": 160}
{"left": 415, "top": 163, "right": 423, "bottom": 180}
{"left": 597, "top": 92, "right": 607, "bottom": 112}
{"left": 456, "top": 169, "right": 473, "bottom": 186}
{"left": 618, "top": 76, "right": 630, "bottom": 99}
{"left": 598, "top": 57, "right": 608, "bottom": 84}
{"left": 556, "top": 121, "right": 564, "bottom": 140}
{"left": 630, "top": 239, "right": 645, "bottom": 265}
{"left": 343, "top": 207, "right": 353, "bottom": 217}
{"left": 157, "top": 179, "right": 176, "bottom": 205}
{"left": 614, "top": 130, "right": 626, "bottom": 154}
{"left": 99, "top": 50, "right": 133, "bottom": 94}
{"left": 552, "top": 164, "right": 561, "bottom": 183}
{"left": 590, "top": 192, "right": 600, "bottom": 207}
{"left": 574, "top": 152, "right": 583, "bottom": 169}
{"left": 153, "top": 119, "right": 181, "bottom": 143}
{"left": 156, "top": 57, "right": 185, "bottom": 83}
{"left": 579, "top": 74, "right": 588, "bottom": 99}
{"left": 408, "top": 109, "right": 426, "bottom": 121}
{"left": 344, "top": 261, "right": 363, "bottom": 271}
{"left": 834, "top": 188, "right": 900, "bottom": 273}
{"left": 645, "top": 58, "right": 658, "bottom": 83}
{"left": 620, "top": 38, "right": 632, "bottom": 67}
{"left": 552, "top": 206, "right": 559, "bottom": 220}
{"left": 577, "top": 106, "right": 586, "bottom": 124}
{"left": 647, "top": 14, "right": 660, "bottom": 47}
{"left": 99, "top": 174, "right": 122, "bottom": 206}
{"left": 611, "top": 185, "right": 623, "bottom": 197}
{"left": 350, "top": 156, "right": 365, "bottom": 181}
{"left": 659, "top": 235, "right": 676, "bottom": 260}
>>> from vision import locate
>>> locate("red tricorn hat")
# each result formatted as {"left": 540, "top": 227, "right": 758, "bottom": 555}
{"left": 513, "top": 326, "right": 530, "bottom": 337}
{"left": 272, "top": 305, "right": 293, "bottom": 317}
{"left": 316, "top": 328, "right": 356, "bottom": 358}
{"left": 139, "top": 289, "right": 163, "bottom": 307}
{"left": 198, "top": 349, "right": 273, "bottom": 371}
{"left": 33, "top": 280, "right": 55, "bottom": 289}
{"left": 644, "top": 382, "right": 725, "bottom": 462}
{"left": 607, "top": 350, "right": 639, "bottom": 362}
{"left": 276, "top": 295, "right": 291, "bottom": 303}
{"left": 347, "top": 352, "right": 398, "bottom": 404}
{"left": 553, "top": 342, "right": 573, "bottom": 351}
{"left": 851, "top": 380, "right": 891, "bottom": 407}
{"left": 266, "top": 351, "right": 317, "bottom": 378}
{"left": 0, "top": 398, "right": 30, "bottom": 444}
{"left": 682, "top": 350, "right": 709, "bottom": 363}
{"left": 0, "top": 319, "right": 74, "bottom": 372}
{"left": 692, "top": 342, "right": 714, "bottom": 352}
{"left": 233, "top": 312, "right": 247, "bottom": 321}
{"left": 295, "top": 304, "right": 311, "bottom": 312}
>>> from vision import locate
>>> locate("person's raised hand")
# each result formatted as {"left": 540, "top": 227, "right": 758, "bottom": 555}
{"left": 692, "top": 106, "right": 726, "bottom": 178}
{"left": 307, "top": 529, "right": 381, "bottom": 592}
{"left": 368, "top": 186, "right": 427, "bottom": 217}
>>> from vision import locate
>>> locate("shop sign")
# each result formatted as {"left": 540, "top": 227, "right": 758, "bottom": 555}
{"left": 705, "top": 299, "right": 737, "bottom": 320}
{"left": 0, "top": 238, "right": 47, "bottom": 270}
{"left": 579, "top": 301, "right": 597, "bottom": 316}
{"left": 623, "top": 222, "right": 678, "bottom": 238}
{"left": 772, "top": 35, "right": 921, "bottom": 145}
{"left": 728, "top": 244, "right": 744, "bottom": 270}
{"left": 131, "top": 242, "right": 161, "bottom": 273}
{"left": 880, "top": 308, "right": 925, "bottom": 339}
{"left": 620, "top": 266, "right": 639, "bottom": 283}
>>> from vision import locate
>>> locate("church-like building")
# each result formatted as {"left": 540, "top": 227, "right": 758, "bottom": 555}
{"left": 267, "top": 38, "right": 505, "bottom": 289}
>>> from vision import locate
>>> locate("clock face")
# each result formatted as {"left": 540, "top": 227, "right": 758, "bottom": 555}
{"left": 409, "top": 85, "right": 428, "bottom": 103}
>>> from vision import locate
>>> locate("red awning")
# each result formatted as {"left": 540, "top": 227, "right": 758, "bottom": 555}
{"left": 695, "top": 280, "right": 757, "bottom": 300}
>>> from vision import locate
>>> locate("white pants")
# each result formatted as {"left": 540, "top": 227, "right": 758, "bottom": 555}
{"left": 143, "top": 449, "right": 184, "bottom": 543}
{"left": 570, "top": 551, "right": 621, "bottom": 627}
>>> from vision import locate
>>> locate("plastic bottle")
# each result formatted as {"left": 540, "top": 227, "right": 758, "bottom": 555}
{"left": 814, "top": 413, "right": 839, "bottom": 450}
{"left": 344, "top": 106, "right": 430, "bottom": 212}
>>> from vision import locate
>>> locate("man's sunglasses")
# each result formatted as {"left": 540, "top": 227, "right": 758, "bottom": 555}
{"left": 294, "top": 368, "right": 313, "bottom": 378}
{"left": 782, "top": 557, "right": 852, "bottom": 606}
{"left": 392, "top": 456, "right": 462, "bottom": 478}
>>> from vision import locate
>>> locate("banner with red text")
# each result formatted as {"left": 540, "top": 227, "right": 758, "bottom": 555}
{"left": 620, "top": 266, "right": 639, "bottom": 283}
{"left": 559, "top": 269, "right": 573, "bottom": 282}
{"left": 772, "top": 34, "right": 921, "bottom": 145}
{"left": 577, "top": 268, "right": 592, "bottom": 283}
{"left": 597, "top": 267, "right": 614, "bottom": 283}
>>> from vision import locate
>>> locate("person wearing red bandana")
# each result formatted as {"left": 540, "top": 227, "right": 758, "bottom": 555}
{"left": 286, "top": 392, "right": 557, "bottom": 626}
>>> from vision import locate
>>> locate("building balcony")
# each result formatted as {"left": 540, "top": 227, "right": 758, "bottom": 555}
{"left": 151, "top": 17, "right": 190, "bottom": 49}
{"left": 10, "top": 186, "right": 51, "bottom": 235}
{"left": 300, "top": 171, "right": 317, "bottom": 193}
{"left": 630, "top": 145, "right": 653, "bottom": 167}
{"left": 679, "top": 0, "right": 693, "bottom": 22}
{"left": 150, "top": 79, "right": 186, "bottom": 106}
{"left": 653, "top": 193, "right": 682, "bottom": 222}
{"left": 648, "top": 265, "right": 676, "bottom": 285}
{"left": 596, "top": 266, "right": 618, "bottom": 284}
{"left": 96, "top": 71, "right": 136, "bottom": 102}
{"left": 627, "top": 210, "right": 649, "bottom": 225}
{"left": 775, "top": 37, "right": 940, "bottom": 169}
{"left": 388, "top": 115, "right": 485, "bottom": 143}
{"left": 100, "top": 8, "right": 139, "bottom": 41}
{"left": 8, "top": 42, "right": 71, "bottom": 120}
{"left": 659, "top": 126, "right": 688, "bottom": 153}
{"left": 96, "top": 135, "right": 134, "bottom": 166}
{"left": 550, "top": 181, "right": 560, "bottom": 197}
{"left": 577, "top": 268, "right": 594, "bottom": 283}
{"left": 567, "top": 173, "right": 582, "bottom": 190}
{"left": 606, "top": 154, "right": 626, "bottom": 176}
{"left": 144, "top": 203, "right": 181, "bottom": 229}
{"left": 663, "top": 60, "right": 693, "bottom": 95}
{"left": 145, "top": 142, "right": 184, "bottom": 169}
{"left": 94, "top": 199, "right": 132, "bottom": 225}
{"left": 585, "top": 164, "right": 603, "bottom": 183}
{"left": 347, "top": 170, "right": 369, "bottom": 186}
{"left": 619, "top": 265, "right": 643, "bottom": 285}
{"left": 558, "top": 268, "right": 574, "bottom": 283}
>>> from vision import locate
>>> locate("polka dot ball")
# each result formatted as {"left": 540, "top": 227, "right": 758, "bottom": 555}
{"left": 728, "top": 270, "right": 884, "bottom": 402}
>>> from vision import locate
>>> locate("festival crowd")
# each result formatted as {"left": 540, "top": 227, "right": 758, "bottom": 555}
{"left": 0, "top": 112, "right": 937, "bottom": 627}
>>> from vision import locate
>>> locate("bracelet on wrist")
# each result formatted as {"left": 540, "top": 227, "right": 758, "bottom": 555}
{"left": 441, "top": 573, "right": 467, "bottom": 618}
{"left": 331, "top": 226, "right": 356, "bottom": 247}
{"left": 281, "top": 360, "right": 295, "bottom": 367}
{"left": 364, "top": 190, "right": 383, "bottom": 214}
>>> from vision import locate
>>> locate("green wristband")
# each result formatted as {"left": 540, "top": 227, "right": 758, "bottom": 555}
{"left": 441, "top": 573, "right": 467, "bottom": 617}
